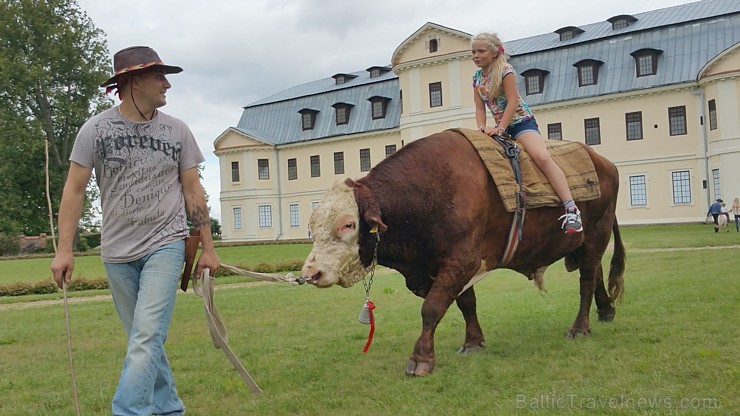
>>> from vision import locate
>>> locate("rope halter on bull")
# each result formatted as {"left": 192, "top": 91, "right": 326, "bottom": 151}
{"left": 358, "top": 224, "right": 381, "bottom": 353}
{"left": 492, "top": 132, "right": 526, "bottom": 267}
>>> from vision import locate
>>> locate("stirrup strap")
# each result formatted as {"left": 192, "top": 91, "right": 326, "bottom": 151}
{"left": 492, "top": 133, "right": 527, "bottom": 266}
{"left": 193, "top": 268, "right": 262, "bottom": 395}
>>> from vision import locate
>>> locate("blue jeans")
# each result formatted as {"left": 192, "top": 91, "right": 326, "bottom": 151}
{"left": 506, "top": 117, "right": 540, "bottom": 139}
{"left": 104, "top": 240, "right": 186, "bottom": 416}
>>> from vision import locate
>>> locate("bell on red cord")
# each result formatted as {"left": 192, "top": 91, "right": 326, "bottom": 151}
{"left": 358, "top": 301, "right": 372, "bottom": 324}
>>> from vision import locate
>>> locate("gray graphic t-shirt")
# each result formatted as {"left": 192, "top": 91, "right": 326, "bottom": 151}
{"left": 70, "top": 107, "right": 205, "bottom": 263}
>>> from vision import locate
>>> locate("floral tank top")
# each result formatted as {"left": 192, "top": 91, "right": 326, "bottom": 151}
{"left": 473, "top": 63, "right": 533, "bottom": 126}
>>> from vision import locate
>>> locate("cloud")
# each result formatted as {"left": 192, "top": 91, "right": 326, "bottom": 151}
{"left": 76, "top": 0, "right": 695, "bottom": 220}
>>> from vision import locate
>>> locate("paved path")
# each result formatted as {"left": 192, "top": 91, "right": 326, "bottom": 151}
{"left": 0, "top": 280, "right": 278, "bottom": 311}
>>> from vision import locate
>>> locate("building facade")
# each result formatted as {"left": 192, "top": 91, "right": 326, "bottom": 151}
{"left": 215, "top": 0, "right": 740, "bottom": 242}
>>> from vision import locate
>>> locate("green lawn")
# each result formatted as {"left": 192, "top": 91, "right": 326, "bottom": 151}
{"left": 617, "top": 222, "right": 740, "bottom": 249}
{"left": 2, "top": 223, "right": 737, "bottom": 287}
{"left": 0, "top": 224, "right": 738, "bottom": 415}
{"left": 0, "top": 243, "right": 313, "bottom": 285}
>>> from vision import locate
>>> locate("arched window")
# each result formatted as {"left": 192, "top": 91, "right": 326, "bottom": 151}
{"left": 630, "top": 48, "right": 663, "bottom": 77}
{"left": 607, "top": 15, "right": 638, "bottom": 30}
{"left": 368, "top": 96, "right": 391, "bottom": 119}
{"left": 573, "top": 59, "right": 603, "bottom": 86}
{"left": 332, "top": 103, "right": 354, "bottom": 125}
{"left": 520, "top": 69, "right": 549, "bottom": 95}
{"left": 298, "top": 109, "right": 319, "bottom": 130}
{"left": 429, "top": 38, "right": 438, "bottom": 53}
{"left": 555, "top": 26, "right": 584, "bottom": 41}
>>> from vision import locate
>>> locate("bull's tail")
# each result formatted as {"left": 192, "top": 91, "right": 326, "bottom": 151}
{"left": 607, "top": 218, "right": 626, "bottom": 303}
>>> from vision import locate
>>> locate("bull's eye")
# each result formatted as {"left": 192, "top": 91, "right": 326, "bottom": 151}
{"left": 334, "top": 215, "right": 359, "bottom": 240}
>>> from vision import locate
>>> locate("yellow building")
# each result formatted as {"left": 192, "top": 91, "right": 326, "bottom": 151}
{"left": 215, "top": 0, "right": 740, "bottom": 241}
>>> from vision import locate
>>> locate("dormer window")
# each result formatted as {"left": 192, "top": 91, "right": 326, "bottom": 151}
{"left": 574, "top": 59, "right": 603, "bottom": 86}
{"left": 332, "top": 103, "right": 354, "bottom": 125}
{"left": 428, "top": 37, "right": 439, "bottom": 53}
{"left": 332, "top": 73, "right": 357, "bottom": 85}
{"left": 299, "top": 109, "right": 319, "bottom": 130}
{"left": 555, "top": 26, "right": 584, "bottom": 41}
{"left": 367, "top": 66, "right": 391, "bottom": 78}
{"left": 369, "top": 96, "right": 391, "bottom": 120}
{"left": 521, "top": 69, "right": 549, "bottom": 95}
{"left": 631, "top": 48, "right": 663, "bottom": 77}
{"left": 608, "top": 15, "right": 638, "bottom": 30}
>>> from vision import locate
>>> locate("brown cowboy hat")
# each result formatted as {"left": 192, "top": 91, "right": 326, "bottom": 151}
{"left": 100, "top": 46, "right": 183, "bottom": 87}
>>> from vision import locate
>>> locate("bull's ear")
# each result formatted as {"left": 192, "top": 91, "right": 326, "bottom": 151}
{"left": 352, "top": 181, "right": 388, "bottom": 233}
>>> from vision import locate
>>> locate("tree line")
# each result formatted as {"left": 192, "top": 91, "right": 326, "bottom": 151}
{"left": 0, "top": 0, "right": 221, "bottom": 253}
{"left": 1, "top": 0, "right": 110, "bottom": 237}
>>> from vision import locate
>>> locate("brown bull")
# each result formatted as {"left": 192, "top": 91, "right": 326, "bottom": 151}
{"left": 301, "top": 129, "right": 625, "bottom": 376}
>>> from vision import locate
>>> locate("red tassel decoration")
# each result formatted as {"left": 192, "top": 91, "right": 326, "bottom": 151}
{"left": 362, "top": 301, "right": 376, "bottom": 353}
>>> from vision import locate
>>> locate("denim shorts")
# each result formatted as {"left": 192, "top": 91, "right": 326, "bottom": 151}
{"left": 506, "top": 117, "right": 540, "bottom": 139}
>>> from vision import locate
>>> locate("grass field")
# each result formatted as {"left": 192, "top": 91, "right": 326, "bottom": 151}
{"left": 0, "top": 224, "right": 738, "bottom": 415}
{"left": 0, "top": 243, "right": 314, "bottom": 285}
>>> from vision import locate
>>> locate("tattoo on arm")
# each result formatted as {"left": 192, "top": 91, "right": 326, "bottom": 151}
{"left": 188, "top": 203, "right": 210, "bottom": 228}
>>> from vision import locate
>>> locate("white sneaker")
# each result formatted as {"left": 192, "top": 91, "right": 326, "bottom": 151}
{"left": 559, "top": 208, "right": 583, "bottom": 234}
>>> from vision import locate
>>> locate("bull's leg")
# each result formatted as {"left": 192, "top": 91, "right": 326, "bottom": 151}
{"left": 455, "top": 287, "right": 485, "bottom": 353}
{"left": 593, "top": 265, "right": 616, "bottom": 322}
{"left": 405, "top": 287, "right": 456, "bottom": 377}
{"left": 567, "top": 265, "right": 597, "bottom": 339}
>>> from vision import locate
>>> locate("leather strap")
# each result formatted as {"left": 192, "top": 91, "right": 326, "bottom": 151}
{"left": 193, "top": 267, "right": 262, "bottom": 395}
{"left": 180, "top": 229, "right": 201, "bottom": 292}
{"left": 492, "top": 133, "right": 526, "bottom": 266}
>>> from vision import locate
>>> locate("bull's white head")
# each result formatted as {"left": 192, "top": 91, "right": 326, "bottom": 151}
{"left": 301, "top": 179, "right": 386, "bottom": 288}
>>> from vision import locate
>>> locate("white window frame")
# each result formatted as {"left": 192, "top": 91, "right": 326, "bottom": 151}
{"left": 712, "top": 169, "right": 721, "bottom": 202}
{"left": 258, "top": 159, "right": 269, "bottom": 180}
{"left": 233, "top": 207, "right": 242, "bottom": 229}
{"left": 258, "top": 205, "right": 272, "bottom": 228}
{"left": 628, "top": 175, "right": 648, "bottom": 207}
{"left": 671, "top": 170, "right": 692, "bottom": 205}
{"left": 289, "top": 203, "right": 300, "bottom": 228}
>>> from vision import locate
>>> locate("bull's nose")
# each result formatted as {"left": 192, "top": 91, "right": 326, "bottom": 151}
{"left": 297, "top": 276, "right": 307, "bottom": 285}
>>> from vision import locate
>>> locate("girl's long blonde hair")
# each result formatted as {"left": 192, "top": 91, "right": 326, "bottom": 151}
{"left": 472, "top": 32, "right": 509, "bottom": 95}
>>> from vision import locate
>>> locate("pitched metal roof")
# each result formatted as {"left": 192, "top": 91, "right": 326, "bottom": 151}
{"left": 235, "top": 0, "right": 739, "bottom": 144}
{"left": 506, "top": 0, "right": 740, "bottom": 105}
{"left": 236, "top": 69, "right": 399, "bottom": 145}
{"left": 508, "top": 0, "right": 739, "bottom": 55}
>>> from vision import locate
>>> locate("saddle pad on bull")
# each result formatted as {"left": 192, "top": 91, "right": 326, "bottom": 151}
{"left": 451, "top": 128, "right": 601, "bottom": 213}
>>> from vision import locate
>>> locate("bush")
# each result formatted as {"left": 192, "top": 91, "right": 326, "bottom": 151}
{"left": 0, "top": 233, "right": 20, "bottom": 256}
{"left": 44, "top": 236, "right": 56, "bottom": 254}
{"left": 66, "top": 277, "right": 108, "bottom": 291}
{"left": 253, "top": 259, "right": 303, "bottom": 273}
{"left": 0, "top": 259, "right": 303, "bottom": 297}
{"left": 77, "top": 235, "right": 90, "bottom": 252}
{"left": 209, "top": 259, "right": 302, "bottom": 279}
{"left": 32, "top": 280, "right": 58, "bottom": 295}
{"left": 83, "top": 233, "right": 101, "bottom": 248}
{"left": 214, "top": 267, "right": 236, "bottom": 278}
{"left": 0, "top": 282, "right": 33, "bottom": 296}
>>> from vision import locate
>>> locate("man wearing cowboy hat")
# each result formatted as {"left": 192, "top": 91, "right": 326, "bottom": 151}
{"left": 51, "top": 46, "right": 219, "bottom": 416}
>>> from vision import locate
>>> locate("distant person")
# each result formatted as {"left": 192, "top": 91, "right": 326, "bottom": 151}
{"left": 51, "top": 46, "right": 219, "bottom": 416}
{"left": 471, "top": 32, "right": 582, "bottom": 234}
{"left": 706, "top": 198, "right": 723, "bottom": 233}
{"left": 732, "top": 197, "right": 740, "bottom": 232}
{"left": 719, "top": 202, "right": 730, "bottom": 232}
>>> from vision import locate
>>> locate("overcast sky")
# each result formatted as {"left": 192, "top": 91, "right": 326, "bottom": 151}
{"left": 76, "top": 0, "right": 697, "bottom": 221}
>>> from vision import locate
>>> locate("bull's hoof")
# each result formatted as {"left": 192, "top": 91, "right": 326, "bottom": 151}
{"left": 597, "top": 308, "right": 616, "bottom": 322}
{"left": 405, "top": 359, "right": 435, "bottom": 377}
{"left": 457, "top": 345, "right": 483, "bottom": 354}
{"left": 566, "top": 327, "right": 591, "bottom": 339}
